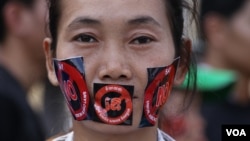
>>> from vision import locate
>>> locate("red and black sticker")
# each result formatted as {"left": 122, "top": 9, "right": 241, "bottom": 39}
{"left": 54, "top": 57, "right": 91, "bottom": 121}
{"left": 139, "top": 58, "right": 179, "bottom": 127}
{"left": 93, "top": 83, "right": 133, "bottom": 125}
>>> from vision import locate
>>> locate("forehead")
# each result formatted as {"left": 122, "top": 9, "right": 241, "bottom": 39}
{"left": 59, "top": 0, "right": 168, "bottom": 27}
{"left": 61, "top": 0, "right": 166, "bottom": 13}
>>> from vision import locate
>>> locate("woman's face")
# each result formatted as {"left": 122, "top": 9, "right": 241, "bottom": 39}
{"left": 24, "top": 0, "right": 48, "bottom": 62}
{"left": 222, "top": 1, "right": 250, "bottom": 75}
{"left": 46, "top": 0, "right": 181, "bottom": 133}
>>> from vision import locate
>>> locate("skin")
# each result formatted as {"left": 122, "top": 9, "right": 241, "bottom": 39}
{"left": 203, "top": 0, "right": 250, "bottom": 104}
{"left": 161, "top": 90, "right": 207, "bottom": 141}
{"left": 44, "top": 0, "right": 188, "bottom": 141}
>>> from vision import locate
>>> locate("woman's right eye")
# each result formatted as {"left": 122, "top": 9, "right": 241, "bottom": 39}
{"left": 73, "top": 34, "right": 97, "bottom": 43}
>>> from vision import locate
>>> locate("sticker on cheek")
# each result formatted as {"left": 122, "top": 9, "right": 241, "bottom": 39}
{"left": 53, "top": 57, "right": 91, "bottom": 121}
{"left": 93, "top": 83, "right": 134, "bottom": 125}
{"left": 139, "top": 58, "right": 179, "bottom": 128}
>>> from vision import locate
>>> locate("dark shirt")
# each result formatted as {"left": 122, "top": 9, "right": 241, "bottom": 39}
{"left": 0, "top": 65, "right": 45, "bottom": 141}
{"left": 201, "top": 98, "right": 250, "bottom": 141}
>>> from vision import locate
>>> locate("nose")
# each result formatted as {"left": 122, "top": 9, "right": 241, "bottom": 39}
{"left": 98, "top": 47, "right": 132, "bottom": 81}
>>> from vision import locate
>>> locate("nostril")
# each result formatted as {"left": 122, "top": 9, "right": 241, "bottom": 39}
{"left": 103, "top": 75, "right": 111, "bottom": 79}
{"left": 98, "top": 64, "right": 132, "bottom": 80}
{"left": 120, "top": 75, "right": 127, "bottom": 78}
{"left": 102, "top": 74, "right": 128, "bottom": 80}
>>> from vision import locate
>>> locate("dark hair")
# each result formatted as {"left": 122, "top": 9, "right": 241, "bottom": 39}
{"left": 164, "top": 0, "right": 198, "bottom": 102}
{"left": 200, "top": 0, "right": 246, "bottom": 38}
{"left": 47, "top": 0, "right": 197, "bottom": 98}
{"left": 201, "top": 0, "right": 246, "bottom": 19}
{"left": 0, "top": 0, "right": 35, "bottom": 43}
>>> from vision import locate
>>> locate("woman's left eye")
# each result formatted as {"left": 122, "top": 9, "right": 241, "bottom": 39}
{"left": 131, "top": 36, "right": 153, "bottom": 44}
{"left": 73, "top": 34, "right": 97, "bottom": 43}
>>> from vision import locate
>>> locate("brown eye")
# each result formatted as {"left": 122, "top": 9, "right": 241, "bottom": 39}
{"left": 131, "top": 36, "right": 153, "bottom": 44}
{"left": 74, "top": 34, "right": 97, "bottom": 43}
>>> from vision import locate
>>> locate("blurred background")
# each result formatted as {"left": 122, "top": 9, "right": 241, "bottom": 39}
{"left": 0, "top": 0, "right": 250, "bottom": 141}
{"left": 0, "top": 0, "right": 71, "bottom": 140}
{"left": 159, "top": 0, "right": 250, "bottom": 141}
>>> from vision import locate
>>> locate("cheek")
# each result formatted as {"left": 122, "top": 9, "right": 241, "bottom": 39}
{"left": 232, "top": 18, "right": 250, "bottom": 46}
{"left": 232, "top": 24, "right": 250, "bottom": 55}
{"left": 55, "top": 46, "right": 69, "bottom": 59}
{"left": 223, "top": 22, "right": 250, "bottom": 72}
{"left": 135, "top": 45, "right": 175, "bottom": 68}
{"left": 84, "top": 60, "right": 99, "bottom": 95}
{"left": 55, "top": 41, "right": 82, "bottom": 59}
{"left": 130, "top": 45, "right": 176, "bottom": 92}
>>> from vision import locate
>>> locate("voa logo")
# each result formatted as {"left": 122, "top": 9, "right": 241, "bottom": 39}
{"left": 226, "top": 129, "right": 246, "bottom": 136}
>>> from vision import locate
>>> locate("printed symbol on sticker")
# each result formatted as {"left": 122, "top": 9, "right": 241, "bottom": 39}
{"left": 156, "top": 82, "right": 170, "bottom": 108}
{"left": 105, "top": 97, "right": 122, "bottom": 111}
{"left": 54, "top": 58, "right": 90, "bottom": 121}
{"left": 144, "top": 66, "right": 175, "bottom": 125}
{"left": 94, "top": 84, "right": 133, "bottom": 125}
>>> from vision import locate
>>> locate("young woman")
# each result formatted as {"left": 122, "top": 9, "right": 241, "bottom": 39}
{"left": 44, "top": 0, "right": 197, "bottom": 140}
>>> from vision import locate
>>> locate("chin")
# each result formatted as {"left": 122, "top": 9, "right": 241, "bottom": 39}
{"left": 81, "top": 120, "right": 141, "bottom": 134}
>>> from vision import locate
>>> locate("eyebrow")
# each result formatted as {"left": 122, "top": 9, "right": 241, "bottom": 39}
{"left": 127, "top": 16, "right": 161, "bottom": 27}
{"left": 67, "top": 15, "right": 161, "bottom": 30}
{"left": 67, "top": 17, "right": 101, "bottom": 30}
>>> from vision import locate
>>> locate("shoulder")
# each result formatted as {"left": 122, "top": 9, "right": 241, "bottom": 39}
{"left": 0, "top": 65, "right": 26, "bottom": 99}
{"left": 47, "top": 131, "right": 74, "bottom": 141}
{"left": 157, "top": 129, "right": 175, "bottom": 141}
{"left": 48, "top": 130, "right": 174, "bottom": 141}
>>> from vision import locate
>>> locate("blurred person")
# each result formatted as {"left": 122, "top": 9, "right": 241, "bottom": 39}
{"left": 43, "top": 0, "right": 198, "bottom": 140}
{"left": 199, "top": 0, "right": 250, "bottom": 140}
{"left": 0, "top": 0, "right": 48, "bottom": 140}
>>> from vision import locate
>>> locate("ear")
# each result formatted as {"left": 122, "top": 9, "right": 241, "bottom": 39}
{"left": 174, "top": 38, "right": 192, "bottom": 85}
{"left": 43, "top": 38, "right": 59, "bottom": 86}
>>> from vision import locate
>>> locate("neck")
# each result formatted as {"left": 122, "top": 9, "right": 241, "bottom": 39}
{"left": 204, "top": 44, "right": 250, "bottom": 105}
{"left": 0, "top": 37, "right": 46, "bottom": 92}
{"left": 73, "top": 121, "right": 158, "bottom": 141}
{"left": 204, "top": 45, "right": 229, "bottom": 69}
{"left": 232, "top": 74, "right": 250, "bottom": 106}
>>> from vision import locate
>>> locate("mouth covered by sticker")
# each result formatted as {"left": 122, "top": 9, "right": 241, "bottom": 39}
{"left": 53, "top": 56, "right": 179, "bottom": 127}
{"left": 93, "top": 83, "right": 133, "bottom": 125}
